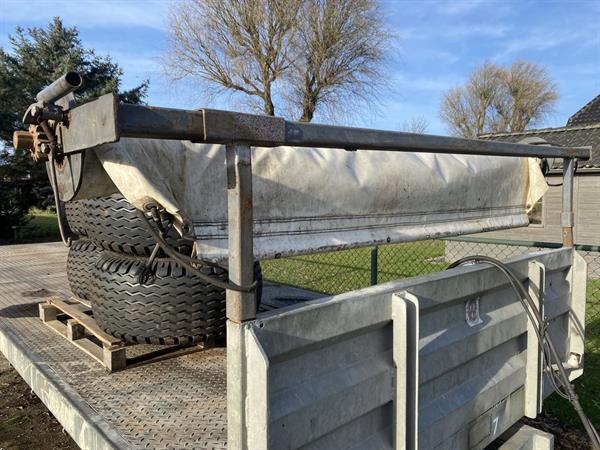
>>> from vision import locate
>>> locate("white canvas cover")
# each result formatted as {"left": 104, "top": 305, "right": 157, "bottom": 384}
{"left": 89, "top": 138, "right": 547, "bottom": 262}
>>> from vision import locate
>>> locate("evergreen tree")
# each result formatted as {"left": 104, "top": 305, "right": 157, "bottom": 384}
{"left": 0, "top": 17, "right": 148, "bottom": 238}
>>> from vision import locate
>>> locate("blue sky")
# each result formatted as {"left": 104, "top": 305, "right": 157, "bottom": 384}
{"left": 1, "top": 0, "right": 598, "bottom": 135}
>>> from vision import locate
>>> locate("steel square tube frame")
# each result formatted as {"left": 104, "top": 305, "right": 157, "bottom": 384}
{"left": 55, "top": 92, "right": 589, "bottom": 446}
{"left": 62, "top": 95, "right": 591, "bottom": 160}
{"left": 55, "top": 93, "right": 590, "bottom": 320}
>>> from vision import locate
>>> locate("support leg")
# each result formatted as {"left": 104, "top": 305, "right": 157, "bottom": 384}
{"left": 225, "top": 144, "right": 256, "bottom": 449}
{"left": 226, "top": 143, "right": 256, "bottom": 323}
{"left": 561, "top": 158, "right": 575, "bottom": 247}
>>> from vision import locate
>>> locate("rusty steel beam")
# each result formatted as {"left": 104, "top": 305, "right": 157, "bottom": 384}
{"left": 225, "top": 143, "right": 257, "bottom": 323}
{"left": 56, "top": 92, "right": 592, "bottom": 161}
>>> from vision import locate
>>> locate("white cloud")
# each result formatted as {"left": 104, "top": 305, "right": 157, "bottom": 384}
{"left": 495, "top": 27, "right": 596, "bottom": 60}
{"left": 435, "top": 0, "right": 486, "bottom": 16}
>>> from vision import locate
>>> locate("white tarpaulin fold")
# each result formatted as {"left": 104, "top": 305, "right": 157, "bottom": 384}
{"left": 90, "top": 138, "right": 547, "bottom": 262}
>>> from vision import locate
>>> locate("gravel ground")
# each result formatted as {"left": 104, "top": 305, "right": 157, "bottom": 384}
{"left": 0, "top": 354, "right": 77, "bottom": 450}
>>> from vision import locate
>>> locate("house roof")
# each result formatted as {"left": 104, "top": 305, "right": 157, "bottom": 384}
{"left": 566, "top": 94, "right": 600, "bottom": 127}
{"left": 479, "top": 123, "right": 600, "bottom": 171}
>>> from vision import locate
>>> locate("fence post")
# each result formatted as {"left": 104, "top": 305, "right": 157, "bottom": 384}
{"left": 561, "top": 158, "right": 575, "bottom": 247}
{"left": 370, "top": 246, "right": 378, "bottom": 286}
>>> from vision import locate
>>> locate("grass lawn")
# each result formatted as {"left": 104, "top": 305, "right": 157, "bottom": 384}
{"left": 26, "top": 208, "right": 60, "bottom": 238}
{"left": 263, "top": 240, "right": 600, "bottom": 430}
{"left": 261, "top": 240, "right": 447, "bottom": 295}
{"left": 544, "top": 278, "right": 600, "bottom": 429}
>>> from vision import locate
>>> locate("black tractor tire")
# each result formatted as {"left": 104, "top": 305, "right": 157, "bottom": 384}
{"left": 66, "top": 240, "right": 102, "bottom": 301}
{"left": 63, "top": 194, "right": 192, "bottom": 256}
{"left": 64, "top": 201, "right": 85, "bottom": 237}
{"left": 91, "top": 253, "right": 264, "bottom": 345}
{"left": 91, "top": 252, "right": 229, "bottom": 345}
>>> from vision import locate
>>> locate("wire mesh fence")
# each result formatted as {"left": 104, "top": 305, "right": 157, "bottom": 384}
{"left": 261, "top": 237, "right": 600, "bottom": 355}
{"left": 261, "top": 237, "right": 600, "bottom": 428}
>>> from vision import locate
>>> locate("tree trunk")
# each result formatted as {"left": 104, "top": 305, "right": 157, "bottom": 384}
{"left": 299, "top": 92, "right": 317, "bottom": 122}
{"left": 300, "top": 106, "right": 314, "bottom": 122}
{"left": 263, "top": 85, "right": 275, "bottom": 116}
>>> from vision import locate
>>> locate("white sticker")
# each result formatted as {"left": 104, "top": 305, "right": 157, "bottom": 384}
{"left": 465, "top": 297, "right": 483, "bottom": 327}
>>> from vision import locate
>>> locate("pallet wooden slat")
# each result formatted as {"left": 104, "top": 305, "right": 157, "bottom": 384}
{"left": 39, "top": 297, "right": 127, "bottom": 372}
{"left": 48, "top": 297, "right": 122, "bottom": 346}
{"left": 38, "top": 296, "right": 205, "bottom": 373}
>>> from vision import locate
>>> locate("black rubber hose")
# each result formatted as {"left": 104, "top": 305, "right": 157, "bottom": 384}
{"left": 138, "top": 209, "right": 257, "bottom": 293}
{"left": 48, "top": 151, "right": 72, "bottom": 247}
{"left": 447, "top": 255, "right": 600, "bottom": 449}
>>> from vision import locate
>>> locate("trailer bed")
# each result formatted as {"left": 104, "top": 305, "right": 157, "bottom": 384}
{"left": 0, "top": 242, "right": 320, "bottom": 450}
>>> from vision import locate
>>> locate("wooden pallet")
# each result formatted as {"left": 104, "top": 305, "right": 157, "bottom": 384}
{"left": 39, "top": 297, "right": 127, "bottom": 371}
{"left": 40, "top": 296, "right": 207, "bottom": 373}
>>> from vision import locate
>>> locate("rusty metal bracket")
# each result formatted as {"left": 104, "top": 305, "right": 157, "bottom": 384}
{"left": 60, "top": 93, "right": 120, "bottom": 153}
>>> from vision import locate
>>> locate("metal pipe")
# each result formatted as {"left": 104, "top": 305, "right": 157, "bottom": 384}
{"left": 119, "top": 103, "right": 205, "bottom": 142}
{"left": 561, "top": 158, "right": 575, "bottom": 247}
{"left": 283, "top": 121, "right": 591, "bottom": 159}
{"left": 36, "top": 72, "right": 83, "bottom": 105}
{"left": 12, "top": 131, "right": 34, "bottom": 151}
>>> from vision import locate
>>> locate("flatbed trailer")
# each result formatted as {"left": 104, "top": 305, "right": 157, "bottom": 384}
{"left": 0, "top": 242, "right": 319, "bottom": 450}
{"left": 3, "top": 73, "right": 596, "bottom": 449}
{"left": 0, "top": 242, "right": 589, "bottom": 449}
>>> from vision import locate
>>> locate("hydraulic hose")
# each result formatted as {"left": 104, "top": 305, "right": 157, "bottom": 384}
{"left": 447, "top": 255, "right": 600, "bottom": 449}
{"left": 47, "top": 151, "right": 72, "bottom": 247}
{"left": 138, "top": 209, "right": 257, "bottom": 293}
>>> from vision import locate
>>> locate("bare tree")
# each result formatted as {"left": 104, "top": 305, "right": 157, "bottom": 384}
{"left": 165, "top": 0, "right": 301, "bottom": 116}
{"left": 165, "top": 0, "right": 394, "bottom": 121}
{"left": 440, "top": 62, "right": 503, "bottom": 138}
{"left": 399, "top": 116, "right": 429, "bottom": 134}
{"left": 494, "top": 61, "right": 559, "bottom": 133}
{"left": 440, "top": 60, "right": 558, "bottom": 138}
{"left": 287, "top": 0, "right": 394, "bottom": 122}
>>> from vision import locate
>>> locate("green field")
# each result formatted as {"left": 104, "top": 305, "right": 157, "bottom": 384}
{"left": 26, "top": 208, "right": 60, "bottom": 238}
{"left": 263, "top": 241, "right": 600, "bottom": 430}
{"left": 262, "top": 240, "right": 447, "bottom": 294}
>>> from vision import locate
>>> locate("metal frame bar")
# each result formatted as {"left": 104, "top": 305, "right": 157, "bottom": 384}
{"left": 226, "top": 144, "right": 257, "bottom": 447}
{"left": 226, "top": 144, "right": 256, "bottom": 323}
{"left": 60, "top": 94, "right": 591, "bottom": 161}
{"left": 561, "top": 158, "right": 576, "bottom": 247}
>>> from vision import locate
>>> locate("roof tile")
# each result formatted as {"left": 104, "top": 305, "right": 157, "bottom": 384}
{"left": 567, "top": 94, "right": 600, "bottom": 126}
{"left": 480, "top": 124, "right": 600, "bottom": 170}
